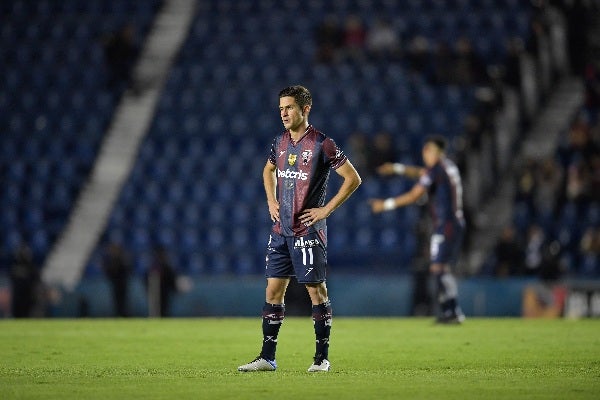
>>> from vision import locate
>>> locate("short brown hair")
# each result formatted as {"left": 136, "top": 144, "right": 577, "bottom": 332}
{"left": 424, "top": 135, "right": 447, "bottom": 151}
{"left": 279, "top": 85, "right": 312, "bottom": 109}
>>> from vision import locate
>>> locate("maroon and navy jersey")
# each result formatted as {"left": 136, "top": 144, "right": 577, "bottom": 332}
{"left": 418, "top": 157, "right": 465, "bottom": 229}
{"left": 268, "top": 125, "right": 347, "bottom": 237}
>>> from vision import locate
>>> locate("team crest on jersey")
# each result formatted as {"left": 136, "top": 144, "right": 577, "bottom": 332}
{"left": 301, "top": 149, "right": 313, "bottom": 165}
{"left": 288, "top": 154, "right": 297, "bottom": 166}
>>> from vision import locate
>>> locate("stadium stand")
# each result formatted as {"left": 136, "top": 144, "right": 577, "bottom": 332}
{"left": 3, "top": 0, "right": 598, "bottom": 319}
{"left": 0, "top": 0, "right": 162, "bottom": 272}
{"left": 82, "top": 0, "right": 536, "bottom": 278}
{"left": 488, "top": 74, "right": 599, "bottom": 278}
{"left": 4, "top": 0, "right": 594, "bottom": 291}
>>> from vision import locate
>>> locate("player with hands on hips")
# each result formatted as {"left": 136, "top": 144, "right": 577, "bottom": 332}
{"left": 238, "top": 85, "right": 361, "bottom": 373}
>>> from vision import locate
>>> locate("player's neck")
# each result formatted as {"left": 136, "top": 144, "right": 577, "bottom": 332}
{"left": 289, "top": 123, "right": 310, "bottom": 142}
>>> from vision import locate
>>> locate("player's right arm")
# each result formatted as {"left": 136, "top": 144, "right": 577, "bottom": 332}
{"left": 377, "top": 162, "right": 425, "bottom": 179}
{"left": 369, "top": 183, "right": 426, "bottom": 214}
{"left": 263, "top": 160, "right": 280, "bottom": 222}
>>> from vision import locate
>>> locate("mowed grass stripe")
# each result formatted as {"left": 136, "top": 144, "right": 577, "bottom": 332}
{"left": 0, "top": 318, "right": 598, "bottom": 399}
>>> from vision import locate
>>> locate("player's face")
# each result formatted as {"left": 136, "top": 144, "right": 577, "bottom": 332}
{"left": 422, "top": 142, "right": 442, "bottom": 167}
{"left": 279, "top": 96, "right": 308, "bottom": 131}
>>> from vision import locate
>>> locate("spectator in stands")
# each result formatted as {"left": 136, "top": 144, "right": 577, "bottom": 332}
{"left": 565, "top": 158, "right": 592, "bottom": 207}
{"left": 365, "top": 18, "right": 401, "bottom": 61}
{"left": 493, "top": 225, "right": 525, "bottom": 277}
{"left": 525, "top": 14, "right": 547, "bottom": 62}
{"left": 368, "top": 131, "right": 396, "bottom": 176}
{"left": 462, "top": 113, "right": 485, "bottom": 152}
{"left": 314, "top": 16, "right": 343, "bottom": 64}
{"left": 341, "top": 15, "right": 366, "bottom": 63}
{"left": 515, "top": 157, "right": 562, "bottom": 220}
{"left": 9, "top": 244, "right": 39, "bottom": 318}
{"left": 561, "top": 0, "right": 592, "bottom": 76}
{"left": 503, "top": 37, "right": 525, "bottom": 90}
{"left": 103, "top": 23, "right": 138, "bottom": 90}
{"left": 452, "top": 36, "right": 487, "bottom": 86}
{"left": 590, "top": 153, "right": 600, "bottom": 202}
{"left": 406, "top": 35, "right": 431, "bottom": 76}
{"left": 524, "top": 224, "right": 546, "bottom": 276}
{"left": 431, "top": 41, "right": 454, "bottom": 84}
{"left": 559, "top": 115, "right": 597, "bottom": 166}
{"left": 584, "top": 61, "right": 600, "bottom": 113}
{"left": 102, "top": 242, "right": 131, "bottom": 317}
{"left": 556, "top": 114, "right": 598, "bottom": 210}
{"left": 579, "top": 226, "right": 600, "bottom": 275}
{"left": 538, "top": 240, "right": 565, "bottom": 282}
{"left": 346, "top": 131, "right": 371, "bottom": 178}
{"left": 535, "top": 157, "right": 563, "bottom": 216}
{"left": 146, "top": 246, "right": 177, "bottom": 317}
{"left": 515, "top": 158, "right": 538, "bottom": 215}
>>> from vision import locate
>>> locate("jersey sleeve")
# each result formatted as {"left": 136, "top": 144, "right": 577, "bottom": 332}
{"left": 322, "top": 137, "right": 347, "bottom": 170}
{"left": 268, "top": 138, "right": 277, "bottom": 165}
{"left": 418, "top": 167, "right": 434, "bottom": 188}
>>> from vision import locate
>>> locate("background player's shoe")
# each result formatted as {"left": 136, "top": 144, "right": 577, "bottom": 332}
{"left": 307, "top": 358, "right": 330, "bottom": 372}
{"left": 237, "top": 356, "right": 277, "bottom": 372}
{"left": 436, "top": 309, "right": 466, "bottom": 324}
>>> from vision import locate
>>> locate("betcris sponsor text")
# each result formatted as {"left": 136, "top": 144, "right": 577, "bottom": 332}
{"left": 278, "top": 168, "right": 308, "bottom": 181}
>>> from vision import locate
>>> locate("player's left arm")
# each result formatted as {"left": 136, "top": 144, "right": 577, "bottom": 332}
{"left": 299, "top": 160, "right": 361, "bottom": 227}
{"left": 369, "top": 183, "right": 427, "bottom": 214}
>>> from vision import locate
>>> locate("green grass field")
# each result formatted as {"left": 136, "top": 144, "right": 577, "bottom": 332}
{"left": 1, "top": 318, "right": 598, "bottom": 399}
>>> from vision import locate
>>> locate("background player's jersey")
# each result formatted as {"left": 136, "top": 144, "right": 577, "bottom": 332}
{"left": 418, "top": 157, "right": 464, "bottom": 229}
{"left": 268, "top": 125, "right": 347, "bottom": 237}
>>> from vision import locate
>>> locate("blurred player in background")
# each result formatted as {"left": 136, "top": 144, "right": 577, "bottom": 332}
{"left": 370, "top": 136, "right": 466, "bottom": 323}
{"left": 238, "top": 85, "right": 361, "bottom": 372}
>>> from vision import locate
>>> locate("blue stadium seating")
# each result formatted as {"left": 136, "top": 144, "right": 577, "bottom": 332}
{"left": 0, "top": 0, "right": 162, "bottom": 268}
{"left": 2, "top": 0, "right": 540, "bottom": 277}
{"left": 83, "top": 0, "right": 535, "bottom": 277}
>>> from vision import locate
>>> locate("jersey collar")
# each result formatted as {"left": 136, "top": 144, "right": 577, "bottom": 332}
{"left": 288, "top": 125, "right": 312, "bottom": 146}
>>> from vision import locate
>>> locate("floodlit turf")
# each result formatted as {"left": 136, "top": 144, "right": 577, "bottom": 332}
{"left": 0, "top": 318, "right": 598, "bottom": 399}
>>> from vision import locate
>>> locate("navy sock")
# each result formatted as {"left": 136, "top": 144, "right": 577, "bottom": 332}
{"left": 260, "top": 303, "right": 285, "bottom": 361}
{"left": 312, "top": 301, "right": 332, "bottom": 362}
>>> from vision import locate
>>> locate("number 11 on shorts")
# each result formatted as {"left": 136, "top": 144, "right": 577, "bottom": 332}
{"left": 301, "top": 247, "right": 314, "bottom": 265}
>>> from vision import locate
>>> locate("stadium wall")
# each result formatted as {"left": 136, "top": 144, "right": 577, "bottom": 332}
{"left": 46, "top": 275, "right": 538, "bottom": 318}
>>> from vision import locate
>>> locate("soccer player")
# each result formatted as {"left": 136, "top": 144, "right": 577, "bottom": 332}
{"left": 369, "top": 136, "right": 466, "bottom": 323}
{"left": 238, "top": 85, "right": 361, "bottom": 372}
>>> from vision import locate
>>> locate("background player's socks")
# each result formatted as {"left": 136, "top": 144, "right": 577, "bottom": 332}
{"left": 260, "top": 302, "right": 285, "bottom": 361}
{"left": 312, "top": 300, "right": 332, "bottom": 362}
{"left": 441, "top": 298, "right": 458, "bottom": 315}
{"left": 436, "top": 272, "right": 459, "bottom": 316}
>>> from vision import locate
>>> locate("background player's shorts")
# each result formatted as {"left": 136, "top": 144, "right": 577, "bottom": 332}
{"left": 430, "top": 221, "right": 465, "bottom": 266}
{"left": 265, "top": 231, "right": 327, "bottom": 284}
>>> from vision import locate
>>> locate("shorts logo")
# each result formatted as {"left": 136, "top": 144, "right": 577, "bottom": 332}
{"left": 288, "top": 154, "right": 297, "bottom": 166}
{"left": 294, "top": 236, "right": 320, "bottom": 249}
{"left": 301, "top": 149, "right": 312, "bottom": 165}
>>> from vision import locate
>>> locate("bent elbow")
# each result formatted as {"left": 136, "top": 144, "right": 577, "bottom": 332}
{"left": 353, "top": 174, "right": 362, "bottom": 190}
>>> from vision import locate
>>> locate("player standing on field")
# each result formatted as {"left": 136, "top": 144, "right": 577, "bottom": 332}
{"left": 369, "top": 136, "right": 466, "bottom": 323}
{"left": 238, "top": 85, "right": 361, "bottom": 372}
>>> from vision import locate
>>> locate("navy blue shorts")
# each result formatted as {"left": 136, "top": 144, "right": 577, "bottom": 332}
{"left": 265, "top": 231, "right": 327, "bottom": 284}
{"left": 430, "top": 221, "right": 465, "bottom": 266}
